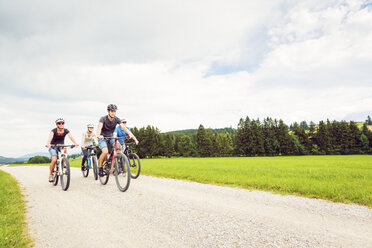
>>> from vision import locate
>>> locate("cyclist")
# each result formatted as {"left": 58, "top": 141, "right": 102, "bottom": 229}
{"left": 113, "top": 118, "right": 132, "bottom": 147}
{"left": 96, "top": 104, "right": 139, "bottom": 177}
{"left": 46, "top": 118, "right": 79, "bottom": 182}
{"left": 81, "top": 123, "right": 97, "bottom": 171}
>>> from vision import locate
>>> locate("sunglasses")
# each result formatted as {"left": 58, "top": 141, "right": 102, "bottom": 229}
{"left": 57, "top": 122, "right": 64, "bottom": 125}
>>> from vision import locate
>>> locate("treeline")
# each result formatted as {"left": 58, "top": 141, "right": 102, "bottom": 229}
{"left": 28, "top": 156, "right": 50, "bottom": 163}
{"left": 130, "top": 116, "right": 372, "bottom": 158}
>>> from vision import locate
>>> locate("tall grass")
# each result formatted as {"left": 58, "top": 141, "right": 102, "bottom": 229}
{"left": 0, "top": 170, "right": 32, "bottom": 248}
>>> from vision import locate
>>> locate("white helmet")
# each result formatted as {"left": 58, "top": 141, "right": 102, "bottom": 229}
{"left": 55, "top": 118, "right": 65, "bottom": 124}
{"left": 87, "top": 123, "right": 94, "bottom": 128}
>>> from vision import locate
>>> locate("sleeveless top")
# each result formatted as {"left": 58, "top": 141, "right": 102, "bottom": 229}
{"left": 51, "top": 128, "right": 70, "bottom": 145}
{"left": 83, "top": 132, "right": 96, "bottom": 147}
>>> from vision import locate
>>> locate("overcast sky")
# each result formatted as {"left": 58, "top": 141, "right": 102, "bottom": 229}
{"left": 0, "top": 0, "right": 372, "bottom": 157}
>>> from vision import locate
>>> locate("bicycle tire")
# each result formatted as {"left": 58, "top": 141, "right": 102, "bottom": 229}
{"left": 92, "top": 156, "right": 98, "bottom": 180}
{"left": 60, "top": 157, "right": 70, "bottom": 191}
{"left": 114, "top": 153, "right": 131, "bottom": 192}
{"left": 53, "top": 164, "right": 59, "bottom": 186}
{"left": 99, "top": 160, "right": 110, "bottom": 185}
{"left": 82, "top": 160, "right": 89, "bottom": 178}
{"left": 128, "top": 153, "right": 141, "bottom": 179}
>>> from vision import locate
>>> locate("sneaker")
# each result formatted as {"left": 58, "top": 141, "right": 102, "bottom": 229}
{"left": 99, "top": 167, "right": 104, "bottom": 177}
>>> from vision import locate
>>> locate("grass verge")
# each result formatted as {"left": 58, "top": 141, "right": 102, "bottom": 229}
{"left": 0, "top": 169, "right": 32, "bottom": 248}
{"left": 141, "top": 155, "right": 372, "bottom": 207}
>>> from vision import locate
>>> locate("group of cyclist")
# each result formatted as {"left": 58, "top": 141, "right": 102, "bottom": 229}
{"left": 46, "top": 104, "right": 139, "bottom": 182}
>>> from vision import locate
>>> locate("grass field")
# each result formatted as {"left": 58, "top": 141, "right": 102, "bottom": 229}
{"left": 11, "top": 155, "right": 372, "bottom": 207}
{"left": 0, "top": 170, "right": 32, "bottom": 248}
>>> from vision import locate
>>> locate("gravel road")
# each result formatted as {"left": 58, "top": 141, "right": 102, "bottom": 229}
{"left": 1, "top": 166, "right": 371, "bottom": 248}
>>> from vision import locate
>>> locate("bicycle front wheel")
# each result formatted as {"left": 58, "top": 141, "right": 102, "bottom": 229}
{"left": 99, "top": 160, "right": 110, "bottom": 185}
{"left": 128, "top": 153, "right": 141, "bottom": 179}
{"left": 114, "top": 154, "right": 131, "bottom": 192}
{"left": 60, "top": 157, "right": 70, "bottom": 191}
{"left": 92, "top": 156, "right": 98, "bottom": 180}
{"left": 82, "top": 160, "right": 89, "bottom": 178}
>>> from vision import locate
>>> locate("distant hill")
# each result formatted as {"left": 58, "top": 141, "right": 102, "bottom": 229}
{"left": 166, "top": 127, "right": 236, "bottom": 135}
{"left": 0, "top": 152, "right": 50, "bottom": 164}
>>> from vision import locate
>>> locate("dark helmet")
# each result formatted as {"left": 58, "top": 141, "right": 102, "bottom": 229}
{"left": 107, "top": 104, "right": 118, "bottom": 111}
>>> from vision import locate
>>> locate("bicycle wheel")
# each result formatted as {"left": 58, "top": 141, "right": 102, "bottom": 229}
{"left": 92, "top": 156, "right": 98, "bottom": 180}
{"left": 99, "top": 160, "right": 110, "bottom": 185}
{"left": 128, "top": 153, "right": 141, "bottom": 179}
{"left": 53, "top": 163, "right": 59, "bottom": 186}
{"left": 60, "top": 157, "right": 71, "bottom": 191}
{"left": 114, "top": 153, "right": 131, "bottom": 192}
{"left": 82, "top": 159, "right": 89, "bottom": 178}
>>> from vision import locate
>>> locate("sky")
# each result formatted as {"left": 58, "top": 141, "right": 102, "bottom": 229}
{"left": 0, "top": 0, "right": 372, "bottom": 157}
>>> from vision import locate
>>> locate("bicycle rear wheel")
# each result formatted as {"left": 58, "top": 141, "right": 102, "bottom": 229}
{"left": 99, "top": 160, "right": 110, "bottom": 185}
{"left": 114, "top": 154, "right": 131, "bottom": 192}
{"left": 128, "top": 153, "right": 141, "bottom": 179}
{"left": 60, "top": 157, "right": 70, "bottom": 191}
{"left": 53, "top": 164, "right": 59, "bottom": 186}
{"left": 82, "top": 160, "right": 89, "bottom": 177}
{"left": 92, "top": 156, "right": 98, "bottom": 180}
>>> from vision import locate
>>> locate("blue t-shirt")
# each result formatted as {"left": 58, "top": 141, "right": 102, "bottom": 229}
{"left": 114, "top": 125, "right": 131, "bottom": 143}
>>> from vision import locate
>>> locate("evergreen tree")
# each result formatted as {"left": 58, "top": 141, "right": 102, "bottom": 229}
{"left": 292, "top": 122, "right": 310, "bottom": 154}
{"left": 178, "top": 135, "right": 194, "bottom": 156}
{"left": 367, "top": 115, "right": 372, "bottom": 125}
{"left": 315, "top": 121, "right": 330, "bottom": 154}
{"left": 360, "top": 134, "right": 370, "bottom": 154}
{"left": 162, "top": 134, "right": 175, "bottom": 157}
{"left": 196, "top": 124, "right": 212, "bottom": 157}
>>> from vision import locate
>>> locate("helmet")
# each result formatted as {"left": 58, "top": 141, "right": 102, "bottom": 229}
{"left": 87, "top": 124, "right": 94, "bottom": 128}
{"left": 121, "top": 118, "right": 127, "bottom": 123}
{"left": 55, "top": 118, "right": 65, "bottom": 124}
{"left": 107, "top": 104, "right": 118, "bottom": 111}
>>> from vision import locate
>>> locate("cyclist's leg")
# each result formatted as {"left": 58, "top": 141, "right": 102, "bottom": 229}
{"left": 48, "top": 148, "right": 57, "bottom": 181}
{"left": 81, "top": 148, "right": 88, "bottom": 170}
{"left": 98, "top": 139, "right": 108, "bottom": 167}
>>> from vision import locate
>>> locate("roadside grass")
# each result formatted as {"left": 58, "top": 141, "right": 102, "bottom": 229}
{"left": 9, "top": 155, "right": 372, "bottom": 207}
{"left": 141, "top": 155, "right": 372, "bottom": 207}
{"left": 0, "top": 170, "right": 33, "bottom": 248}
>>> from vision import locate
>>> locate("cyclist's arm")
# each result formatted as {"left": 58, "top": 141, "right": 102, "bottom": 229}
{"left": 96, "top": 122, "right": 104, "bottom": 139}
{"left": 119, "top": 123, "right": 139, "bottom": 144}
{"left": 46, "top": 131, "right": 54, "bottom": 148}
{"left": 68, "top": 133, "right": 79, "bottom": 147}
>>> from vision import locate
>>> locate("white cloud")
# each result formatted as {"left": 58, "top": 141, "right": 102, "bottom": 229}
{"left": 0, "top": 0, "right": 372, "bottom": 157}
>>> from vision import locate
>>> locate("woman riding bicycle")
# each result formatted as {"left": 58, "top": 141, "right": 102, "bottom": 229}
{"left": 81, "top": 123, "right": 97, "bottom": 171}
{"left": 96, "top": 104, "right": 139, "bottom": 177}
{"left": 46, "top": 118, "right": 79, "bottom": 182}
{"left": 113, "top": 118, "right": 132, "bottom": 147}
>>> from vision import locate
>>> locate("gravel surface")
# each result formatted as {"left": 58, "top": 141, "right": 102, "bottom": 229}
{"left": 1, "top": 166, "right": 372, "bottom": 248}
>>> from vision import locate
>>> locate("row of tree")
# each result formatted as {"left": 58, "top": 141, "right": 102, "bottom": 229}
{"left": 130, "top": 117, "right": 372, "bottom": 158}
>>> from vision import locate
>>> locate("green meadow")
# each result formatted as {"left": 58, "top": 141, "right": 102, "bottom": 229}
{"left": 12, "top": 155, "right": 372, "bottom": 207}
{"left": 0, "top": 170, "right": 32, "bottom": 248}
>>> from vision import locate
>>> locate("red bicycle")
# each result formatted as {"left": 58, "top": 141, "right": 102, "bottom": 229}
{"left": 98, "top": 137, "right": 131, "bottom": 192}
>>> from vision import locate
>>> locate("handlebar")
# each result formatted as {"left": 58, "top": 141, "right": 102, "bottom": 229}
{"left": 49, "top": 144, "right": 76, "bottom": 148}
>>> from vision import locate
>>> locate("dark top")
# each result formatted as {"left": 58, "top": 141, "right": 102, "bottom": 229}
{"left": 99, "top": 115, "right": 121, "bottom": 137}
{"left": 51, "top": 128, "right": 70, "bottom": 145}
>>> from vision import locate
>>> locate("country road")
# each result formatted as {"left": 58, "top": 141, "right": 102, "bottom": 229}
{"left": 1, "top": 166, "right": 372, "bottom": 248}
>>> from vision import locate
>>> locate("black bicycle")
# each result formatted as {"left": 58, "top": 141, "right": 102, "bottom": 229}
{"left": 49, "top": 144, "right": 75, "bottom": 191}
{"left": 99, "top": 137, "right": 131, "bottom": 192}
{"left": 81, "top": 145, "right": 98, "bottom": 180}
{"left": 123, "top": 137, "right": 141, "bottom": 179}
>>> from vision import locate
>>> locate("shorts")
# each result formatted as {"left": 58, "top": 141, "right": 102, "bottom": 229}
{"left": 98, "top": 138, "right": 115, "bottom": 149}
{"left": 49, "top": 147, "right": 57, "bottom": 157}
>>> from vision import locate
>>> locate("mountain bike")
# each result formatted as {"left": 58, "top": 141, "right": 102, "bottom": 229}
{"left": 50, "top": 144, "right": 75, "bottom": 191}
{"left": 99, "top": 137, "right": 131, "bottom": 192}
{"left": 122, "top": 137, "right": 141, "bottom": 179}
{"left": 81, "top": 145, "right": 98, "bottom": 180}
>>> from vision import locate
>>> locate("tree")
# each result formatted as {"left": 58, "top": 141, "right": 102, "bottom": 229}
{"left": 178, "top": 135, "right": 194, "bottom": 156}
{"left": 196, "top": 124, "right": 212, "bottom": 157}
{"left": 28, "top": 156, "right": 50, "bottom": 164}
{"left": 162, "top": 134, "right": 175, "bottom": 157}
{"left": 367, "top": 115, "right": 372, "bottom": 125}
{"left": 360, "top": 134, "right": 369, "bottom": 154}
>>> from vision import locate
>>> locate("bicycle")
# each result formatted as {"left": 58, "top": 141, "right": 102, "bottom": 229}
{"left": 49, "top": 144, "right": 75, "bottom": 191}
{"left": 99, "top": 137, "right": 131, "bottom": 192}
{"left": 122, "top": 137, "right": 141, "bottom": 179}
{"left": 81, "top": 145, "right": 99, "bottom": 180}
